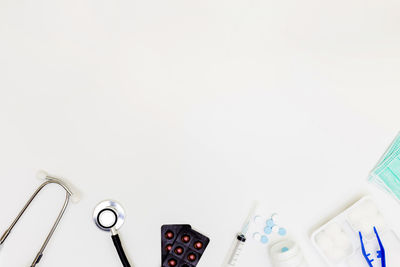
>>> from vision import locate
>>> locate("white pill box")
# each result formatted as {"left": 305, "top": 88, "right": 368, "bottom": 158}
{"left": 311, "top": 196, "right": 400, "bottom": 267}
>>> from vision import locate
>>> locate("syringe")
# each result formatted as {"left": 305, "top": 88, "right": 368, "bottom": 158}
{"left": 225, "top": 203, "right": 257, "bottom": 266}
{"left": 227, "top": 232, "right": 247, "bottom": 266}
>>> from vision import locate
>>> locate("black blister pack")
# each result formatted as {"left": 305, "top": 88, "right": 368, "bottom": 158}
{"left": 161, "top": 225, "right": 210, "bottom": 267}
{"left": 161, "top": 224, "right": 191, "bottom": 262}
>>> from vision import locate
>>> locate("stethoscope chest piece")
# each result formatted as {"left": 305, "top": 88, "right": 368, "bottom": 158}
{"left": 93, "top": 200, "right": 125, "bottom": 232}
{"left": 93, "top": 200, "right": 132, "bottom": 267}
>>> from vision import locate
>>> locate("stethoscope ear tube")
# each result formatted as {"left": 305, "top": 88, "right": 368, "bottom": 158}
{"left": 111, "top": 233, "right": 131, "bottom": 267}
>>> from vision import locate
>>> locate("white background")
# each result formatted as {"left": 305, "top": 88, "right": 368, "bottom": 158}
{"left": 1, "top": 0, "right": 400, "bottom": 266}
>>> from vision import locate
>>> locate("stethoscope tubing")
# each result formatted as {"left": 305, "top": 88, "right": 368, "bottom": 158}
{"left": 111, "top": 233, "right": 131, "bottom": 267}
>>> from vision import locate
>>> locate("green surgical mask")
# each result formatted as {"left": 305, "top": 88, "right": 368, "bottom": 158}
{"left": 369, "top": 132, "right": 400, "bottom": 201}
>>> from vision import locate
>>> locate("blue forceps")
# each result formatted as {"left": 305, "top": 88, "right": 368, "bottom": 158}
{"left": 359, "top": 227, "right": 386, "bottom": 267}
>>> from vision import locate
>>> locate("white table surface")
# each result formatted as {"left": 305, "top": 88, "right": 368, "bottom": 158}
{"left": 1, "top": 0, "right": 400, "bottom": 266}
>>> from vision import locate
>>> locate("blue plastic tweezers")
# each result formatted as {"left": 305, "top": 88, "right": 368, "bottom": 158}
{"left": 359, "top": 227, "right": 386, "bottom": 267}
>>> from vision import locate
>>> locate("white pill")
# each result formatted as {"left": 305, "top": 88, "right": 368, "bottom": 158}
{"left": 253, "top": 232, "right": 262, "bottom": 241}
{"left": 272, "top": 225, "right": 279, "bottom": 233}
{"left": 271, "top": 213, "right": 280, "bottom": 224}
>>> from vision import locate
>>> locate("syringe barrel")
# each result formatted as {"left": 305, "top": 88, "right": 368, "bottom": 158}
{"left": 227, "top": 234, "right": 246, "bottom": 266}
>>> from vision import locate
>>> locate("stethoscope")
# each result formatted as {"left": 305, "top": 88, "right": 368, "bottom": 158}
{"left": 0, "top": 172, "right": 77, "bottom": 267}
{"left": 93, "top": 200, "right": 132, "bottom": 267}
